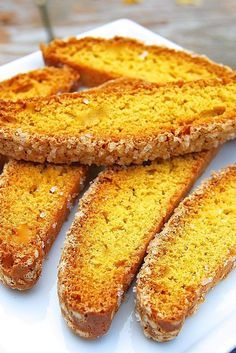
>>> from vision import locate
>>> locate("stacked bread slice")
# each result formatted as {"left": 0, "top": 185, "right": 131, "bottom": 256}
{"left": 41, "top": 36, "right": 232, "bottom": 86}
{"left": 0, "top": 35, "right": 236, "bottom": 343}
{"left": 0, "top": 77, "right": 236, "bottom": 165}
{"left": 0, "top": 66, "right": 79, "bottom": 101}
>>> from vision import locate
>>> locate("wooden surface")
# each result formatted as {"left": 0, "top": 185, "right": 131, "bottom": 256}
{"left": 0, "top": 0, "right": 236, "bottom": 68}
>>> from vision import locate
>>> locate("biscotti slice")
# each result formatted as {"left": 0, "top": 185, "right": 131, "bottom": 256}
{"left": 0, "top": 66, "right": 79, "bottom": 101}
{"left": 0, "top": 77, "right": 235, "bottom": 165}
{"left": 0, "top": 160, "right": 87, "bottom": 290}
{"left": 136, "top": 164, "right": 236, "bottom": 342}
{"left": 58, "top": 149, "right": 216, "bottom": 339}
{"left": 41, "top": 36, "right": 233, "bottom": 86}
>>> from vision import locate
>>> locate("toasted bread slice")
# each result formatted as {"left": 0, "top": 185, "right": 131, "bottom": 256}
{"left": 136, "top": 164, "right": 236, "bottom": 342}
{"left": 41, "top": 36, "right": 233, "bottom": 86}
{"left": 58, "top": 149, "right": 216, "bottom": 338}
{"left": 0, "top": 160, "right": 87, "bottom": 290}
{"left": 0, "top": 77, "right": 235, "bottom": 165}
{"left": 0, "top": 66, "right": 79, "bottom": 101}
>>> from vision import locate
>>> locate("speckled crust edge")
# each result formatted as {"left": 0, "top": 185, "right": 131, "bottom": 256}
{"left": 40, "top": 36, "right": 234, "bottom": 87}
{"left": 58, "top": 149, "right": 217, "bottom": 339}
{"left": 0, "top": 112, "right": 235, "bottom": 166}
{"left": 0, "top": 161, "right": 88, "bottom": 290}
{"left": 136, "top": 164, "right": 236, "bottom": 342}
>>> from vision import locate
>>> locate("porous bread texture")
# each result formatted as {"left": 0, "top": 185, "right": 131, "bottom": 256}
{"left": 41, "top": 36, "right": 233, "bottom": 87}
{"left": 0, "top": 66, "right": 80, "bottom": 101}
{"left": 136, "top": 164, "right": 236, "bottom": 342}
{"left": 58, "top": 149, "right": 216, "bottom": 339}
{"left": 0, "top": 77, "right": 235, "bottom": 165}
{"left": 0, "top": 160, "right": 87, "bottom": 290}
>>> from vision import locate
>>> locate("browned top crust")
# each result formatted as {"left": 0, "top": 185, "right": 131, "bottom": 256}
{"left": 0, "top": 66, "right": 80, "bottom": 101}
{"left": 0, "top": 77, "right": 235, "bottom": 165}
{"left": 41, "top": 36, "right": 234, "bottom": 87}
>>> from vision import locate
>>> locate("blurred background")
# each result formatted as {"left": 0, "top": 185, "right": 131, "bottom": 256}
{"left": 0, "top": 0, "right": 235, "bottom": 67}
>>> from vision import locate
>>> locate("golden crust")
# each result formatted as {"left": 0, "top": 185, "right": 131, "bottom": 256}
{"left": 0, "top": 160, "right": 87, "bottom": 290}
{"left": 41, "top": 36, "right": 234, "bottom": 86}
{"left": 0, "top": 77, "right": 235, "bottom": 165}
{"left": 58, "top": 149, "right": 217, "bottom": 338}
{"left": 0, "top": 66, "right": 80, "bottom": 101}
{"left": 136, "top": 164, "right": 236, "bottom": 342}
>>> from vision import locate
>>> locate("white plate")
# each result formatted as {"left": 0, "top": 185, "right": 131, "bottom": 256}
{"left": 0, "top": 19, "right": 235, "bottom": 353}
